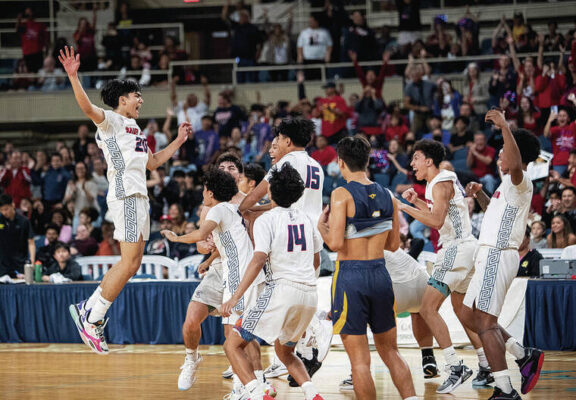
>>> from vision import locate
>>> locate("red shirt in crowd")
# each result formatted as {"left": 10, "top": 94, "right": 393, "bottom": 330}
{"left": 550, "top": 121, "right": 576, "bottom": 166}
{"left": 470, "top": 145, "right": 496, "bottom": 178}
{"left": 385, "top": 124, "right": 409, "bottom": 143}
{"left": 317, "top": 95, "right": 348, "bottom": 138}
{"left": 0, "top": 167, "right": 32, "bottom": 207}
{"left": 17, "top": 20, "right": 47, "bottom": 56}
{"left": 311, "top": 145, "right": 337, "bottom": 166}
{"left": 535, "top": 73, "right": 566, "bottom": 109}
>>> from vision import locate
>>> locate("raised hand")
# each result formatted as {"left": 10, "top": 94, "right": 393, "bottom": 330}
{"left": 485, "top": 109, "right": 507, "bottom": 129}
{"left": 58, "top": 46, "right": 80, "bottom": 77}
{"left": 347, "top": 50, "right": 357, "bottom": 62}
{"left": 176, "top": 122, "right": 192, "bottom": 145}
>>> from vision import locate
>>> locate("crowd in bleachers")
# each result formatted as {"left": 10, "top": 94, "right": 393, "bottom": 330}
{"left": 1, "top": 0, "right": 576, "bottom": 281}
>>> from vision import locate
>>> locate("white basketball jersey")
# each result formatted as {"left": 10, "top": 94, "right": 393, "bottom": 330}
{"left": 265, "top": 151, "right": 324, "bottom": 226}
{"left": 95, "top": 110, "right": 149, "bottom": 201}
{"left": 425, "top": 169, "right": 473, "bottom": 244}
{"left": 384, "top": 249, "right": 427, "bottom": 284}
{"left": 206, "top": 202, "right": 264, "bottom": 308}
{"left": 479, "top": 171, "right": 533, "bottom": 250}
{"left": 254, "top": 207, "right": 323, "bottom": 284}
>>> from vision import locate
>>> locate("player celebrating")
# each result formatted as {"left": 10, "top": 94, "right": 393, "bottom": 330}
{"left": 400, "top": 139, "right": 488, "bottom": 393}
{"left": 462, "top": 111, "right": 544, "bottom": 400}
{"left": 221, "top": 164, "right": 325, "bottom": 400}
{"left": 59, "top": 46, "right": 190, "bottom": 354}
{"left": 318, "top": 136, "right": 417, "bottom": 400}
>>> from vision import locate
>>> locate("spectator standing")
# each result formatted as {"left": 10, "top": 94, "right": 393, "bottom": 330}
{"left": 222, "top": 2, "right": 262, "bottom": 83}
{"left": 395, "top": 0, "right": 421, "bottom": 55}
{"left": 356, "top": 86, "right": 385, "bottom": 138}
{"left": 543, "top": 20, "right": 564, "bottom": 52}
{"left": 64, "top": 161, "right": 99, "bottom": 229}
{"left": 213, "top": 92, "right": 246, "bottom": 138}
{"left": 343, "top": 11, "right": 377, "bottom": 62}
{"left": 43, "top": 242, "right": 83, "bottom": 282}
{"left": 92, "top": 157, "right": 108, "bottom": 213}
{"left": 385, "top": 138, "right": 410, "bottom": 192}
{"left": 15, "top": 7, "right": 48, "bottom": 73}
{"left": 489, "top": 55, "right": 517, "bottom": 108}
{"left": 311, "top": 135, "right": 337, "bottom": 167}
{"left": 349, "top": 50, "right": 390, "bottom": 100}
{"left": 425, "top": 15, "right": 452, "bottom": 58}
{"left": 258, "top": 10, "right": 292, "bottom": 82}
{"left": 462, "top": 63, "right": 489, "bottom": 115}
{"left": 544, "top": 109, "right": 576, "bottom": 174}
{"left": 0, "top": 151, "right": 32, "bottom": 207}
{"left": 434, "top": 79, "right": 461, "bottom": 131}
{"left": 466, "top": 132, "right": 497, "bottom": 194}
{"left": 243, "top": 104, "right": 273, "bottom": 165}
{"left": 514, "top": 96, "right": 541, "bottom": 136}
{"left": 34, "top": 56, "right": 66, "bottom": 92}
{"left": 101, "top": 22, "right": 123, "bottom": 71}
{"left": 535, "top": 59, "right": 566, "bottom": 114}
{"left": 403, "top": 64, "right": 436, "bottom": 136}
{"left": 0, "top": 194, "right": 35, "bottom": 278}
{"left": 297, "top": 14, "right": 333, "bottom": 80}
{"left": 171, "top": 76, "right": 210, "bottom": 132}
{"left": 73, "top": 11, "right": 98, "bottom": 72}
{"left": 317, "top": 81, "right": 348, "bottom": 145}
{"left": 72, "top": 124, "right": 93, "bottom": 163}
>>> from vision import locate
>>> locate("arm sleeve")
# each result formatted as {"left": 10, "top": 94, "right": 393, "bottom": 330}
{"left": 297, "top": 31, "right": 305, "bottom": 48}
{"left": 253, "top": 216, "right": 273, "bottom": 255}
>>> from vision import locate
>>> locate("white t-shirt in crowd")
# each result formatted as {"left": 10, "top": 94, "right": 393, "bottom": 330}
{"left": 479, "top": 171, "right": 533, "bottom": 250}
{"left": 175, "top": 101, "right": 208, "bottom": 132}
{"left": 297, "top": 28, "right": 333, "bottom": 61}
{"left": 95, "top": 110, "right": 149, "bottom": 201}
{"left": 254, "top": 207, "right": 322, "bottom": 284}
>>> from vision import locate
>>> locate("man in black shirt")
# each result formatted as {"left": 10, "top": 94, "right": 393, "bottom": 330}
{"left": 36, "top": 223, "right": 60, "bottom": 266}
{"left": 0, "top": 194, "right": 35, "bottom": 278}
{"left": 517, "top": 227, "right": 543, "bottom": 277}
{"left": 213, "top": 92, "right": 246, "bottom": 138}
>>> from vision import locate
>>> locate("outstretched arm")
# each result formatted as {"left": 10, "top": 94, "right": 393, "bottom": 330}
{"left": 147, "top": 122, "right": 190, "bottom": 170}
{"left": 162, "top": 219, "right": 217, "bottom": 244}
{"left": 58, "top": 46, "right": 104, "bottom": 124}
{"left": 485, "top": 109, "right": 523, "bottom": 185}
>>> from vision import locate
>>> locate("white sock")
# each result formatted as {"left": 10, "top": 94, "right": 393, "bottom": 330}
{"left": 254, "top": 370, "right": 265, "bottom": 383}
{"left": 185, "top": 348, "right": 198, "bottom": 361}
{"left": 233, "top": 374, "right": 243, "bottom": 392}
{"left": 442, "top": 345, "right": 460, "bottom": 366}
{"left": 85, "top": 286, "right": 102, "bottom": 310}
{"left": 244, "top": 379, "right": 262, "bottom": 397}
{"left": 505, "top": 337, "right": 525, "bottom": 360}
{"left": 476, "top": 347, "right": 490, "bottom": 368}
{"left": 301, "top": 381, "right": 319, "bottom": 400}
{"left": 493, "top": 370, "right": 513, "bottom": 394}
{"left": 88, "top": 295, "right": 112, "bottom": 323}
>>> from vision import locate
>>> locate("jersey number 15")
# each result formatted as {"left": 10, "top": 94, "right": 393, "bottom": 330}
{"left": 305, "top": 165, "right": 320, "bottom": 190}
{"left": 287, "top": 224, "right": 307, "bottom": 252}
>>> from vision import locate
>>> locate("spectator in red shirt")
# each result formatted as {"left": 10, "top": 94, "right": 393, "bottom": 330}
{"left": 544, "top": 107, "right": 576, "bottom": 174}
{"left": 317, "top": 81, "right": 348, "bottom": 145}
{"left": 349, "top": 50, "right": 391, "bottom": 99}
{"left": 0, "top": 151, "right": 32, "bottom": 207}
{"left": 15, "top": 8, "right": 48, "bottom": 73}
{"left": 513, "top": 96, "right": 542, "bottom": 136}
{"left": 466, "top": 132, "right": 497, "bottom": 194}
{"left": 73, "top": 11, "right": 98, "bottom": 72}
{"left": 384, "top": 113, "right": 410, "bottom": 144}
{"left": 311, "top": 135, "right": 337, "bottom": 167}
{"left": 535, "top": 60, "right": 566, "bottom": 113}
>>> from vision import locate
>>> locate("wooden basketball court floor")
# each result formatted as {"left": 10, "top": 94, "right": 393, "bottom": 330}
{"left": 1, "top": 343, "right": 575, "bottom": 399}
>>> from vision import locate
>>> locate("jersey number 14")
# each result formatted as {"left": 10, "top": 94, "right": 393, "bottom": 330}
{"left": 287, "top": 224, "right": 307, "bottom": 252}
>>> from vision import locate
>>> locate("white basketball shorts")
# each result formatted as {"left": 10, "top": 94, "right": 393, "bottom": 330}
{"left": 107, "top": 194, "right": 150, "bottom": 243}
{"left": 431, "top": 239, "right": 478, "bottom": 294}
{"left": 392, "top": 267, "right": 430, "bottom": 314}
{"left": 463, "top": 246, "right": 519, "bottom": 317}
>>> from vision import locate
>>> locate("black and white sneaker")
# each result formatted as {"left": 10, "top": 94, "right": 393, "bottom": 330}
{"left": 339, "top": 374, "right": 354, "bottom": 391}
{"left": 516, "top": 347, "right": 544, "bottom": 394}
{"left": 472, "top": 365, "right": 495, "bottom": 386}
{"left": 488, "top": 387, "right": 522, "bottom": 399}
{"left": 422, "top": 355, "right": 439, "bottom": 379}
{"left": 436, "top": 361, "right": 473, "bottom": 394}
{"left": 287, "top": 349, "right": 322, "bottom": 387}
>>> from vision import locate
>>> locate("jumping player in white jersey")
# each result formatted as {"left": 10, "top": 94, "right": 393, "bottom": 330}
{"left": 221, "top": 163, "right": 325, "bottom": 400}
{"left": 239, "top": 117, "right": 332, "bottom": 382}
{"left": 461, "top": 111, "right": 544, "bottom": 400}
{"left": 400, "top": 139, "right": 489, "bottom": 393}
{"left": 59, "top": 46, "right": 190, "bottom": 354}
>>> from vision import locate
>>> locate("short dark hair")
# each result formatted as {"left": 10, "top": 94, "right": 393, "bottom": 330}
{"left": 172, "top": 170, "right": 186, "bottom": 179}
{"left": 413, "top": 139, "right": 446, "bottom": 168}
{"left": 45, "top": 223, "right": 61, "bottom": 235}
{"left": 243, "top": 163, "right": 266, "bottom": 185}
{"left": 513, "top": 128, "right": 540, "bottom": 164}
{"left": 269, "top": 163, "right": 305, "bottom": 208}
{"left": 100, "top": 79, "right": 142, "bottom": 109}
{"left": 204, "top": 167, "right": 238, "bottom": 202}
{"left": 217, "top": 152, "right": 244, "bottom": 174}
{"left": 562, "top": 186, "right": 576, "bottom": 196}
{"left": 50, "top": 152, "right": 62, "bottom": 161}
{"left": 455, "top": 116, "right": 470, "bottom": 126}
{"left": 276, "top": 116, "right": 315, "bottom": 148}
{"left": 53, "top": 241, "right": 70, "bottom": 253}
{"left": 570, "top": 149, "right": 576, "bottom": 157}
{"left": 0, "top": 194, "right": 13, "bottom": 207}
{"left": 337, "top": 135, "right": 371, "bottom": 172}
{"left": 80, "top": 207, "right": 99, "bottom": 222}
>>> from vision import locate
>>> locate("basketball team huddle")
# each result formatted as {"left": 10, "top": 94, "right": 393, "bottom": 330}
{"left": 59, "top": 46, "right": 544, "bottom": 400}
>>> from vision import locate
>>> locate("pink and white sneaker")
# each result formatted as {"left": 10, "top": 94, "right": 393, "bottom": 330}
{"left": 264, "top": 382, "right": 277, "bottom": 398}
{"left": 69, "top": 301, "right": 109, "bottom": 355}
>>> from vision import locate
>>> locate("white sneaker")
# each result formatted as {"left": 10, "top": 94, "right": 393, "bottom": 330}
{"left": 223, "top": 389, "right": 250, "bottom": 400}
{"left": 339, "top": 374, "right": 354, "bottom": 391}
{"left": 178, "top": 353, "right": 203, "bottom": 390}
{"left": 222, "top": 365, "right": 234, "bottom": 379}
{"left": 315, "top": 319, "right": 333, "bottom": 362}
{"left": 264, "top": 356, "right": 288, "bottom": 378}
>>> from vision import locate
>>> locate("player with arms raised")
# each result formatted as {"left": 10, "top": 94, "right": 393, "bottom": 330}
{"left": 59, "top": 46, "right": 190, "bottom": 354}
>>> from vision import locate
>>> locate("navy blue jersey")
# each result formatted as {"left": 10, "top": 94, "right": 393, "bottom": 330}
{"left": 342, "top": 181, "right": 394, "bottom": 239}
